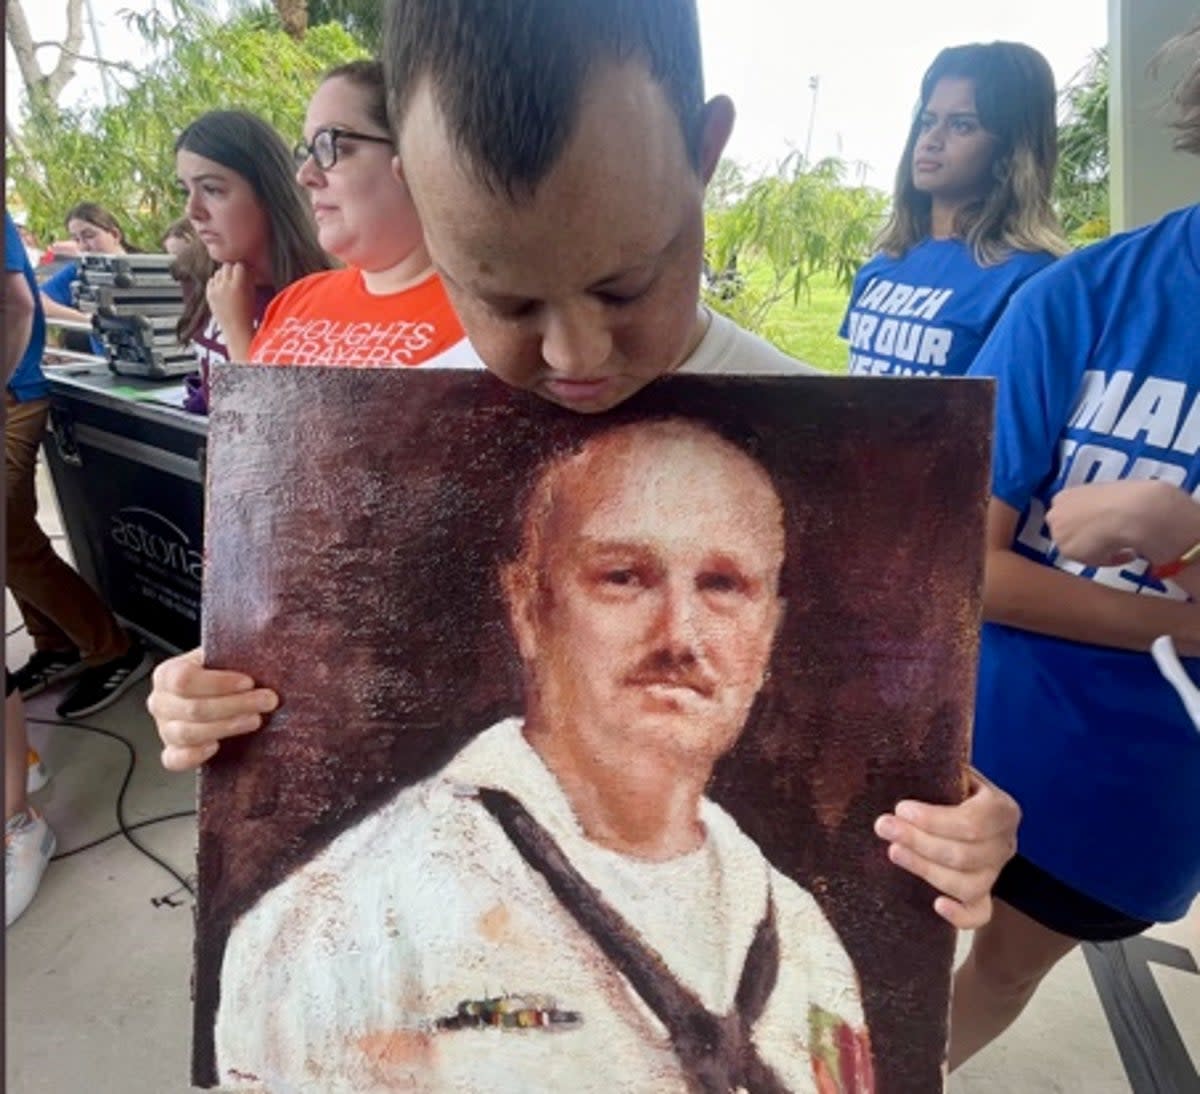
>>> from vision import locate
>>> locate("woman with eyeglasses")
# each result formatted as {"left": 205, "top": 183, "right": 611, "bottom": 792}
{"left": 245, "top": 60, "right": 469, "bottom": 369}
{"left": 839, "top": 42, "right": 1068, "bottom": 378}
{"left": 175, "top": 109, "right": 331, "bottom": 413}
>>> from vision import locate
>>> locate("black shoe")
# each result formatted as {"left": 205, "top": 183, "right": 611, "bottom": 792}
{"left": 10, "top": 648, "right": 84, "bottom": 698}
{"left": 55, "top": 642, "right": 153, "bottom": 719}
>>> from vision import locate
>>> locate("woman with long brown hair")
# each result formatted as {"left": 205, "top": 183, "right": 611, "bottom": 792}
{"left": 840, "top": 41, "right": 1068, "bottom": 378}
{"left": 174, "top": 109, "right": 331, "bottom": 412}
{"left": 39, "top": 201, "right": 137, "bottom": 356}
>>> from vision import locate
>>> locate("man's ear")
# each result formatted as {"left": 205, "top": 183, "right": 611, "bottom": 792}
{"left": 500, "top": 560, "right": 540, "bottom": 665}
{"left": 698, "top": 95, "right": 736, "bottom": 184}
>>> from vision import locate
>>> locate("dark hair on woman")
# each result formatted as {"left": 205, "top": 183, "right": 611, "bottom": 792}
{"left": 383, "top": 0, "right": 706, "bottom": 199}
{"left": 64, "top": 201, "right": 142, "bottom": 252}
{"left": 174, "top": 109, "right": 330, "bottom": 341}
{"left": 875, "top": 41, "right": 1068, "bottom": 265}
{"left": 323, "top": 59, "right": 389, "bottom": 133}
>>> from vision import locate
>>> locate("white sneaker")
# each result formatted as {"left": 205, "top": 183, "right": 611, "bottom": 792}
{"left": 27, "top": 749, "right": 50, "bottom": 794}
{"left": 5, "top": 808, "right": 56, "bottom": 927}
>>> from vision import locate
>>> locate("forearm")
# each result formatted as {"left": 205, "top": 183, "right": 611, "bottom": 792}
{"left": 39, "top": 294, "right": 90, "bottom": 325}
{"left": 220, "top": 320, "right": 253, "bottom": 363}
{"left": 984, "top": 547, "right": 1200, "bottom": 654}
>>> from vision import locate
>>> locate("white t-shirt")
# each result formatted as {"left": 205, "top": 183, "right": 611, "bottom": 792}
{"left": 680, "top": 309, "right": 819, "bottom": 376}
{"left": 430, "top": 309, "right": 819, "bottom": 377}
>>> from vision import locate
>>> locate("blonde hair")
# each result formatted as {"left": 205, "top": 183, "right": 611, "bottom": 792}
{"left": 875, "top": 42, "right": 1069, "bottom": 266}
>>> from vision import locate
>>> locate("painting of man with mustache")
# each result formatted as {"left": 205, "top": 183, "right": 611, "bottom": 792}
{"left": 196, "top": 368, "right": 992, "bottom": 1094}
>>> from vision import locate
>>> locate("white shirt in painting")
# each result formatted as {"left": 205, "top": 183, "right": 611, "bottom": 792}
{"left": 216, "top": 718, "right": 868, "bottom": 1093}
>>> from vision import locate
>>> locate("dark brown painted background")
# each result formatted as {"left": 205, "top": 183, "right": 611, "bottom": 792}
{"left": 194, "top": 365, "right": 994, "bottom": 1092}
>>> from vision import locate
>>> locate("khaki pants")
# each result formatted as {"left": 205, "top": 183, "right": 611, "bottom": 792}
{"left": 5, "top": 393, "right": 127, "bottom": 665}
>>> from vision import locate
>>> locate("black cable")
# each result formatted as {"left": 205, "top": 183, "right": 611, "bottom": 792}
{"left": 27, "top": 716, "right": 196, "bottom": 897}
{"left": 51, "top": 810, "right": 197, "bottom": 859}
{"left": 6, "top": 623, "right": 26, "bottom": 637}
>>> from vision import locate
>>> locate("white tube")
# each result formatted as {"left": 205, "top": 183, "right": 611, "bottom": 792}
{"left": 1151, "top": 635, "right": 1200, "bottom": 732}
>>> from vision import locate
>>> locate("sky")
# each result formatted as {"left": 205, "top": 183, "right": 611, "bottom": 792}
{"left": 8, "top": 0, "right": 1108, "bottom": 191}
{"left": 696, "top": 0, "right": 1108, "bottom": 187}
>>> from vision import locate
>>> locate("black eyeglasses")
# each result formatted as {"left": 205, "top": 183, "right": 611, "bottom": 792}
{"left": 293, "top": 127, "right": 392, "bottom": 170}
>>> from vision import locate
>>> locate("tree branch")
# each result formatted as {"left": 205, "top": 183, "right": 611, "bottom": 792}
{"left": 45, "top": 0, "right": 87, "bottom": 103}
{"left": 29, "top": 41, "right": 141, "bottom": 78}
{"left": 4, "top": 0, "right": 47, "bottom": 104}
{"left": 4, "top": 0, "right": 88, "bottom": 108}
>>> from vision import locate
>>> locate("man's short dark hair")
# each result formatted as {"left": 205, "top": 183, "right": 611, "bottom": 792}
{"left": 384, "top": 0, "right": 707, "bottom": 198}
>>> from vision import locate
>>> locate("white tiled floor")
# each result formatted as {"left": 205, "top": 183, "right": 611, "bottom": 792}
{"left": 5, "top": 467, "right": 1198, "bottom": 1092}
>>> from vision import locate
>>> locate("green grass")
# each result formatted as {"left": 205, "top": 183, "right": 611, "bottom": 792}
{"left": 707, "top": 263, "right": 853, "bottom": 374}
{"left": 754, "top": 268, "right": 852, "bottom": 375}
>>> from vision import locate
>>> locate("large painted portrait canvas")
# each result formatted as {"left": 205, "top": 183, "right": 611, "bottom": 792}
{"left": 194, "top": 366, "right": 993, "bottom": 1093}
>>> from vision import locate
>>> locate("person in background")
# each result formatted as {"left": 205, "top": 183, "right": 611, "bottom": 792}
{"left": 3, "top": 212, "right": 53, "bottom": 928}
{"left": 160, "top": 216, "right": 200, "bottom": 259}
{"left": 160, "top": 215, "right": 212, "bottom": 350}
{"left": 840, "top": 42, "right": 1068, "bottom": 378}
{"left": 249, "top": 59, "right": 469, "bottom": 368}
{"left": 174, "top": 109, "right": 331, "bottom": 412}
{"left": 951, "top": 20, "right": 1200, "bottom": 1069}
{"left": 4, "top": 211, "right": 55, "bottom": 925}
{"left": 5, "top": 208, "right": 153, "bottom": 721}
{"left": 5, "top": 679, "right": 54, "bottom": 927}
{"left": 161, "top": 216, "right": 215, "bottom": 358}
{"left": 39, "top": 202, "right": 135, "bottom": 358}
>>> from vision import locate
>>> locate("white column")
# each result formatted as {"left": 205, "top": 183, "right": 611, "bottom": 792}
{"left": 1108, "top": 0, "right": 1200, "bottom": 231}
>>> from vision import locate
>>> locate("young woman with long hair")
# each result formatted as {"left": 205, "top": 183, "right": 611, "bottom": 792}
{"left": 174, "top": 109, "right": 331, "bottom": 412}
{"left": 840, "top": 42, "right": 1068, "bottom": 378}
{"left": 39, "top": 201, "right": 138, "bottom": 356}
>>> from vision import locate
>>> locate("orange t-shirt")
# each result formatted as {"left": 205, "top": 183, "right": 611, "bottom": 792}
{"left": 249, "top": 267, "right": 466, "bottom": 367}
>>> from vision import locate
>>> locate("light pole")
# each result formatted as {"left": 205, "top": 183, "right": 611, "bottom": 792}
{"left": 804, "top": 75, "right": 820, "bottom": 166}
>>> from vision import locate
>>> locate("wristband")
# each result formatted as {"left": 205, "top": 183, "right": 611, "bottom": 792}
{"left": 1150, "top": 540, "right": 1200, "bottom": 580}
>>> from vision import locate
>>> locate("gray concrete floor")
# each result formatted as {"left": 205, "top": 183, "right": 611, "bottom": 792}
{"left": 5, "top": 464, "right": 1197, "bottom": 1092}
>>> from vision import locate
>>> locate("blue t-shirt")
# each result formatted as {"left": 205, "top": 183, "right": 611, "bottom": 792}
{"left": 41, "top": 260, "right": 105, "bottom": 357}
{"left": 4, "top": 213, "right": 48, "bottom": 402}
{"left": 839, "top": 239, "right": 1055, "bottom": 377}
{"left": 968, "top": 203, "right": 1200, "bottom": 923}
